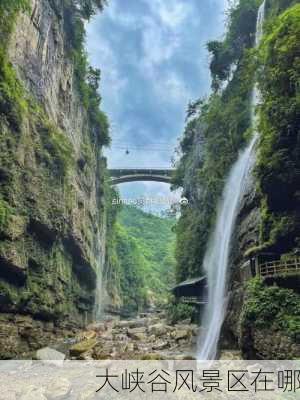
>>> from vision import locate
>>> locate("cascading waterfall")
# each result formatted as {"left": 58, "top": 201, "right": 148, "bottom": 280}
{"left": 94, "top": 222, "right": 107, "bottom": 321}
{"left": 197, "top": 0, "right": 266, "bottom": 360}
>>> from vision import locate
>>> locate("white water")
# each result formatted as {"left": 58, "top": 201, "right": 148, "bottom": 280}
{"left": 197, "top": 0, "right": 266, "bottom": 360}
{"left": 94, "top": 221, "right": 107, "bottom": 321}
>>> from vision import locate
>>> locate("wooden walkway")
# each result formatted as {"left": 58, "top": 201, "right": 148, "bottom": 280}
{"left": 259, "top": 258, "right": 300, "bottom": 279}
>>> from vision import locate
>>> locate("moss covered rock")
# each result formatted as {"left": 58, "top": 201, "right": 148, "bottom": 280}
{"left": 239, "top": 278, "right": 300, "bottom": 358}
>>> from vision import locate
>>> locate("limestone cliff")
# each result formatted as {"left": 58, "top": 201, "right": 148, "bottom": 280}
{"left": 0, "top": 0, "right": 109, "bottom": 357}
{"left": 223, "top": 1, "right": 300, "bottom": 359}
{"left": 173, "top": 0, "right": 300, "bottom": 359}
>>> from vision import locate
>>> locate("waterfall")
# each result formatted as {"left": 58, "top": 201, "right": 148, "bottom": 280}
{"left": 197, "top": 0, "right": 266, "bottom": 360}
{"left": 94, "top": 222, "right": 107, "bottom": 321}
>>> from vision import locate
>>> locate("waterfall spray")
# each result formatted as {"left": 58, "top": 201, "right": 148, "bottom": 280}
{"left": 197, "top": 0, "right": 266, "bottom": 360}
{"left": 94, "top": 222, "right": 107, "bottom": 321}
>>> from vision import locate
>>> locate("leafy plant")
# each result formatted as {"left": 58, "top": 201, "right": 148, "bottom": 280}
{"left": 105, "top": 204, "right": 176, "bottom": 312}
{"left": 241, "top": 278, "right": 300, "bottom": 340}
{"left": 255, "top": 4, "right": 300, "bottom": 252}
{"left": 0, "top": 197, "right": 12, "bottom": 230}
{"left": 167, "top": 302, "right": 196, "bottom": 324}
{"left": 40, "top": 122, "right": 75, "bottom": 177}
{"left": 0, "top": 48, "right": 28, "bottom": 130}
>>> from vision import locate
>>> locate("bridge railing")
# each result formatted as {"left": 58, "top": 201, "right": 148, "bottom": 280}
{"left": 109, "top": 168, "right": 174, "bottom": 177}
{"left": 259, "top": 258, "right": 300, "bottom": 278}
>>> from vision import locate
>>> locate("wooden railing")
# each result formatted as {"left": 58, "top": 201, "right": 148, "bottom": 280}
{"left": 259, "top": 258, "right": 300, "bottom": 278}
{"left": 181, "top": 296, "right": 207, "bottom": 305}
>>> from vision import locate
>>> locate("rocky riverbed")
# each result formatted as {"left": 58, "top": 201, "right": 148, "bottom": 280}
{"left": 36, "top": 311, "right": 200, "bottom": 361}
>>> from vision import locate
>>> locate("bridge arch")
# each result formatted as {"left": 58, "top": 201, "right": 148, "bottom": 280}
{"left": 108, "top": 168, "right": 174, "bottom": 185}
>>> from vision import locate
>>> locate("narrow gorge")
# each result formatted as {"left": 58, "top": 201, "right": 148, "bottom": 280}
{"left": 0, "top": 0, "right": 299, "bottom": 361}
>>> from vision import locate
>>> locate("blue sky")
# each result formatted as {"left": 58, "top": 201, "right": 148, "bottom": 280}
{"left": 86, "top": 0, "right": 228, "bottom": 212}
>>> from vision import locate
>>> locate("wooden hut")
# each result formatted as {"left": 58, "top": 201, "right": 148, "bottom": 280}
{"left": 171, "top": 276, "right": 207, "bottom": 305}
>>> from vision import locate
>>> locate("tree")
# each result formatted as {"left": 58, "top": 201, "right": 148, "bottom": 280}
{"left": 76, "top": 0, "right": 108, "bottom": 20}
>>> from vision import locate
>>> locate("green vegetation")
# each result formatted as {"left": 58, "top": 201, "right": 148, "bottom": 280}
{"left": 0, "top": 198, "right": 12, "bottom": 231}
{"left": 208, "top": 0, "right": 261, "bottom": 90}
{"left": 0, "top": 46, "right": 28, "bottom": 131}
{"left": 106, "top": 205, "right": 176, "bottom": 313}
{"left": 241, "top": 278, "right": 300, "bottom": 340}
{"left": 173, "top": 0, "right": 300, "bottom": 282}
{"left": 0, "top": 0, "right": 111, "bottom": 327}
{"left": 71, "top": 0, "right": 107, "bottom": 21}
{"left": 172, "top": 0, "right": 300, "bottom": 358}
{"left": 172, "top": 0, "right": 259, "bottom": 281}
{"left": 115, "top": 223, "right": 148, "bottom": 312}
{"left": 0, "top": 0, "right": 29, "bottom": 130}
{"left": 167, "top": 302, "right": 196, "bottom": 324}
{"left": 255, "top": 3, "right": 300, "bottom": 253}
{"left": 39, "top": 122, "right": 75, "bottom": 177}
{"left": 64, "top": 1, "right": 110, "bottom": 146}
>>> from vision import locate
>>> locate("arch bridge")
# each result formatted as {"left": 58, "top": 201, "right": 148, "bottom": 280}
{"left": 108, "top": 168, "right": 174, "bottom": 185}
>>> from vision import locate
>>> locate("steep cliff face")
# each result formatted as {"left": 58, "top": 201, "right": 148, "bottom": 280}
{"left": 174, "top": 0, "right": 300, "bottom": 359}
{"left": 0, "top": 0, "right": 109, "bottom": 357}
{"left": 224, "top": 1, "right": 300, "bottom": 359}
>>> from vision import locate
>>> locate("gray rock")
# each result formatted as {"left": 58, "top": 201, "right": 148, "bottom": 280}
{"left": 127, "top": 327, "right": 147, "bottom": 341}
{"left": 36, "top": 347, "right": 66, "bottom": 362}
{"left": 152, "top": 341, "right": 169, "bottom": 350}
{"left": 86, "top": 322, "right": 106, "bottom": 333}
{"left": 148, "top": 323, "right": 170, "bottom": 336}
{"left": 172, "top": 329, "right": 191, "bottom": 341}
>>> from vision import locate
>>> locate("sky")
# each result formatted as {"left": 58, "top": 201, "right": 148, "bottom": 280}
{"left": 86, "top": 0, "right": 228, "bottom": 213}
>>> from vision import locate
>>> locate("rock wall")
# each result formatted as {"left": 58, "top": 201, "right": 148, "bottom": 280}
{"left": 221, "top": 164, "right": 260, "bottom": 350}
{"left": 0, "top": 0, "right": 107, "bottom": 357}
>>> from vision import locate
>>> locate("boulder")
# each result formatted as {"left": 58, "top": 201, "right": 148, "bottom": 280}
{"left": 75, "top": 330, "right": 96, "bottom": 342}
{"left": 125, "top": 342, "right": 135, "bottom": 352}
{"left": 172, "top": 329, "right": 191, "bottom": 341}
{"left": 219, "top": 350, "right": 242, "bottom": 360}
{"left": 114, "top": 320, "right": 131, "bottom": 329}
{"left": 100, "top": 331, "right": 113, "bottom": 341}
{"left": 127, "top": 327, "right": 147, "bottom": 341}
{"left": 128, "top": 318, "right": 148, "bottom": 328}
{"left": 148, "top": 323, "right": 170, "bottom": 337}
{"left": 115, "top": 319, "right": 148, "bottom": 329}
{"left": 36, "top": 347, "right": 65, "bottom": 362}
{"left": 86, "top": 322, "right": 106, "bottom": 333}
{"left": 180, "top": 318, "right": 192, "bottom": 325}
{"left": 92, "top": 341, "right": 114, "bottom": 360}
{"left": 70, "top": 338, "right": 97, "bottom": 357}
{"left": 174, "top": 324, "right": 198, "bottom": 336}
{"left": 140, "top": 353, "right": 165, "bottom": 360}
{"left": 152, "top": 341, "right": 169, "bottom": 351}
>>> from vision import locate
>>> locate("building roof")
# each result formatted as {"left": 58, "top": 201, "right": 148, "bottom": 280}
{"left": 171, "top": 276, "right": 206, "bottom": 291}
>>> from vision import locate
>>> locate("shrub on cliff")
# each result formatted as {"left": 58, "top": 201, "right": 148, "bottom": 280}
{"left": 208, "top": 0, "right": 260, "bottom": 90}
{"left": 241, "top": 278, "right": 300, "bottom": 341}
{"left": 173, "top": 72, "right": 255, "bottom": 280}
{"left": 64, "top": 2, "right": 111, "bottom": 147}
{"left": 256, "top": 4, "right": 300, "bottom": 253}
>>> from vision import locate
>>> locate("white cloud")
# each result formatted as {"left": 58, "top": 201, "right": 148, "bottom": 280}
{"left": 86, "top": 23, "right": 128, "bottom": 110}
{"left": 147, "top": 0, "right": 192, "bottom": 29}
{"left": 140, "top": 16, "right": 180, "bottom": 74}
{"left": 161, "top": 72, "right": 191, "bottom": 104}
{"left": 139, "top": 0, "right": 193, "bottom": 75}
{"left": 106, "top": 1, "right": 139, "bottom": 29}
